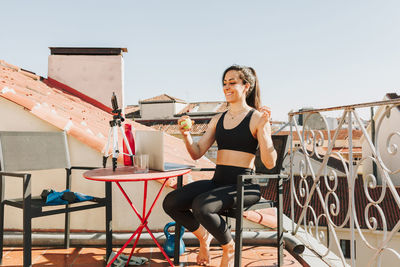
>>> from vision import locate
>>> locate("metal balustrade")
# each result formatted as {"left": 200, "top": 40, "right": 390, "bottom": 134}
{"left": 286, "top": 98, "right": 400, "bottom": 266}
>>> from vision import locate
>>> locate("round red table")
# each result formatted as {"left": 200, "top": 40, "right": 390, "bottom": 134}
{"left": 83, "top": 166, "right": 191, "bottom": 267}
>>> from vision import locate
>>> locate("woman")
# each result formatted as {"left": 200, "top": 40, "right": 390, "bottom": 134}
{"left": 163, "top": 65, "right": 277, "bottom": 266}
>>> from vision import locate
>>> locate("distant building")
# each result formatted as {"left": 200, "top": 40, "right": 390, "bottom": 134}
{"left": 137, "top": 94, "right": 187, "bottom": 120}
{"left": 126, "top": 94, "right": 287, "bottom": 162}
{"left": 126, "top": 94, "right": 227, "bottom": 162}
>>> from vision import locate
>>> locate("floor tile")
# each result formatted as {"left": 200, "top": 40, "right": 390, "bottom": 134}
{"left": 33, "top": 247, "right": 80, "bottom": 266}
{"left": 0, "top": 245, "right": 302, "bottom": 267}
{"left": 71, "top": 247, "right": 106, "bottom": 265}
{"left": 1, "top": 247, "right": 46, "bottom": 267}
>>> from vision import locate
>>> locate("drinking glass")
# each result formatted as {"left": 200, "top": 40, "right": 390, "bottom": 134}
{"left": 134, "top": 154, "right": 149, "bottom": 173}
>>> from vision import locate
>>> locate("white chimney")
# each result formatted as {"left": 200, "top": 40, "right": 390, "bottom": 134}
{"left": 48, "top": 47, "right": 127, "bottom": 110}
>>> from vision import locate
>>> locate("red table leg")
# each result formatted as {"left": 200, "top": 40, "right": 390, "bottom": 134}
{"left": 108, "top": 179, "right": 174, "bottom": 267}
{"left": 144, "top": 224, "right": 175, "bottom": 266}
{"left": 105, "top": 225, "right": 144, "bottom": 267}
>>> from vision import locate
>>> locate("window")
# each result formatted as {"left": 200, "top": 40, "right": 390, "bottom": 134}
{"left": 340, "top": 239, "right": 356, "bottom": 259}
{"left": 352, "top": 157, "right": 361, "bottom": 165}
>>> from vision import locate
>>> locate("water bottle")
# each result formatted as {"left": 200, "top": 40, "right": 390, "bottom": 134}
{"left": 123, "top": 124, "right": 135, "bottom": 166}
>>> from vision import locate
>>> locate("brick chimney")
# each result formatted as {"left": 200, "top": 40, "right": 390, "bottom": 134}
{"left": 48, "top": 47, "right": 127, "bottom": 110}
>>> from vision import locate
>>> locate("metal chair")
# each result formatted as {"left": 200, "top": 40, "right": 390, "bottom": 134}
{"left": 0, "top": 131, "right": 112, "bottom": 267}
{"left": 173, "top": 134, "right": 288, "bottom": 267}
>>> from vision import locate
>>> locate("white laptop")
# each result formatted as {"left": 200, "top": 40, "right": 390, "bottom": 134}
{"left": 135, "top": 130, "right": 194, "bottom": 172}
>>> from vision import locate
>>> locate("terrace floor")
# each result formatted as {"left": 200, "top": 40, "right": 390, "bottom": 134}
{"left": 1, "top": 245, "right": 303, "bottom": 266}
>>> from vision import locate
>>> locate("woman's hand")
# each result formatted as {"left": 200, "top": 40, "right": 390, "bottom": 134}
{"left": 257, "top": 106, "right": 272, "bottom": 132}
{"left": 178, "top": 114, "right": 216, "bottom": 160}
{"left": 256, "top": 106, "right": 276, "bottom": 169}
{"left": 178, "top": 116, "right": 193, "bottom": 136}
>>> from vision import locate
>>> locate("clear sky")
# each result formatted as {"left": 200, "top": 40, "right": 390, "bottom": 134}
{"left": 1, "top": 0, "right": 399, "bottom": 121}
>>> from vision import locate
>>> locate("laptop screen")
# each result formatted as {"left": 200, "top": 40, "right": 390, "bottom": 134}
{"left": 254, "top": 135, "right": 288, "bottom": 175}
{"left": 135, "top": 130, "right": 194, "bottom": 171}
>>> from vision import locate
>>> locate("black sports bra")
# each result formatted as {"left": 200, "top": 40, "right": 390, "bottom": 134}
{"left": 215, "top": 109, "right": 258, "bottom": 155}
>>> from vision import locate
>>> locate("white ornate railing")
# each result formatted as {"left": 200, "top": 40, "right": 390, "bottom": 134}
{"left": 287, "top": 98, "right": 400, "bottom": 266}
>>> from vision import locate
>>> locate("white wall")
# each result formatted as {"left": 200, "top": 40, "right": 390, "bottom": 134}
{"left": 174, "top": 102, "right": 187, "bottom": 115}
{"left": 362, "top": 106, "right": 400, "bottom": 185}
{"left": 0, "top": 98, "right": 174, "bottom": 231}
{"left": 140, "top": 102, "right": 188, "bottom": 120}
{"left": 140, "top": 102, "right": 176, "bottom": 119}
{"left": 48, "top": 55, "right": 124, "bottom": 110}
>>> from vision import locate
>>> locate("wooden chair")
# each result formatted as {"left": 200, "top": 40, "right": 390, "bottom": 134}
{"left": 173, "top": 134, "right": 288, "bottom": 267}
{"left": 0, "top": 131, "right": 112, "bottom": 267}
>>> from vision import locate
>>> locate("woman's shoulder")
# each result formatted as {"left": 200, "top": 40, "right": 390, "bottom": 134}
{"left": 208, "top": 112, "right": 225, "bottom": 128}
{"left": 249, "top": 108, "right": 265, "bottom": 130}
{"left": 250, "top": 108, "right": 263, "bottom": 119}
{"left": 213, "top": 111, "right": 226, "bottom": 120}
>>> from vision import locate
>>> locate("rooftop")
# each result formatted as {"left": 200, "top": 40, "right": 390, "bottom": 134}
{"left": 139, "top": 94, "right": 186, "bottom": 104}
{"left": 1, "top": 245, "right": 302, "bottom": 266}
{"left": 49, "top": 47, "right": 128, "bottom": 56}
{"left": 0, "top": 60, "right": 214, "bottom": 187}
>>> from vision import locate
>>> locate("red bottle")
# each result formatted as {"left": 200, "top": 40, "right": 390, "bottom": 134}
{"left": 123, "top": 124, "right": 135, "bottom": 166}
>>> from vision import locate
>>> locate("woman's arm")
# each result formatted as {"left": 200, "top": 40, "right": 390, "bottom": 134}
{"left": 178, "top": 114, "right": 220, "bottom": 160}
{"left": 253, "top": 107, "right": 277, "bottom": 169}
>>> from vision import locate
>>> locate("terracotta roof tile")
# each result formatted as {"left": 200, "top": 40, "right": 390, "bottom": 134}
{"left": 0, "top": 60, "right": 214, "bottom": 187}
{"left": 140, "top": 94, "right": 186, "bottom": 103}
{"left": 277, "top": 129, "right": 363, "bottom": 141}
{"left": 125, "top": 105, "right": 140, "bottom": 114}
{"left": 138, "top": 118, "right": 285, "bottom": 136}
{"left": 136, "top": 118, "right": 211, "bottom": 135}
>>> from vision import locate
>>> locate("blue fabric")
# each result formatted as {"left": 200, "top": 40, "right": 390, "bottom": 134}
{"left": 45, "top": 189, "right": 94, "bottom": 205}
{"left": 74, "top": 191, "right": 94, "bottom": 202}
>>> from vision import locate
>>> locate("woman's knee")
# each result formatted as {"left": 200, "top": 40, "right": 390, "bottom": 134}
{"left": 163, "top": 191, "right": 178, "bottom": 214}
{"left": 192, "top": 194, "right": 214, "bottom": 218}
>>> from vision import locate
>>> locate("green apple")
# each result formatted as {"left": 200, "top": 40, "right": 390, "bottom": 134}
{"left": 181, "top": 118, "right": 192, "bottom": 130}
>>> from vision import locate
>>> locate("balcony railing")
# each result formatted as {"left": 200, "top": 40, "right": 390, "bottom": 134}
{"left": 285, "top": 97, "right": 400, "bottom": 266}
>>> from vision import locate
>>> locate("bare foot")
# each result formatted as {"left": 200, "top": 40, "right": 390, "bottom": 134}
{"left": 197, "top": 231, "right": 213, "bottom": 265}
{"left": 193, "top": 226, "right": 213, "bottom": 265}
{"left": 220, "top": 240, "right": 234, "bottom": 267}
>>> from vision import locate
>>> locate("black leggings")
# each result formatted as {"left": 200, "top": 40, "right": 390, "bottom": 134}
{"left": 162, "top": 165, "right": 261, "bottom": 245}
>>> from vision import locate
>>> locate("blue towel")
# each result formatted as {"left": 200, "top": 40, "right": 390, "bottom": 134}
{"left": 45, "top": 189, "right": 94, "bottom": 205}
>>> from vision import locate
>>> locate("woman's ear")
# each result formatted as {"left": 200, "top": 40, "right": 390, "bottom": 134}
{"left": 244, "top": 82, "right": 251, "bottom": 93}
